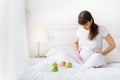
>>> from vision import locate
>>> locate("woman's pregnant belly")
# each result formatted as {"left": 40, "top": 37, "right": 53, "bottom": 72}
{"left": 80, "top": 47, "right": 94, "bottom": 61}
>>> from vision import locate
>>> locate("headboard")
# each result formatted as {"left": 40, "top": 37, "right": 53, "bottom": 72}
{"left": 48, "top": 25, "right": 78, "bottom": 48}
{"left": 48, "top": 25, "right": 120, "bottom": 48}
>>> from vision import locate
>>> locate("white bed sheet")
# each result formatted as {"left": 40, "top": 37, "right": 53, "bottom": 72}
{"left": 107, "top": 62, "right": 120, "bottom": 67}
{"left": 18, "top": 47, "right": 120, "bottom": 80}
{"left": 18, "top": 59, "right": 120, "bottom": 80}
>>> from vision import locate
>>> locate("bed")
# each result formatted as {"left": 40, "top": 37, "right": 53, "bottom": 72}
{"left": 18, "top": 25, "right": 120, "bottom": 80}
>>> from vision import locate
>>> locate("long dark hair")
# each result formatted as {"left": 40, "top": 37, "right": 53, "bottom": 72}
{"left": 78, "top": 10, "right": 99, "bottom": 40}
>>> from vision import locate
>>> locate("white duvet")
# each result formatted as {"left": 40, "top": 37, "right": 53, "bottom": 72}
{"left": 18, "top": 46, "right": 120, "bottom": 80}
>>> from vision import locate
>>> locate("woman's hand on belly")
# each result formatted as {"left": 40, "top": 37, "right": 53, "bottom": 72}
{"left": 78, "top": 55, "right": 83, "bottom": 61}
{"left": 77, "top": 48, "right": 83, "bottom": 61}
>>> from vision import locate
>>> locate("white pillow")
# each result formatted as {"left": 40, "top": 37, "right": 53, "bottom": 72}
{"left": 45, "top": 45, "right": 81, "bottom": 63}
{"left": 46, "top": 46, "right": 76, "bottom": 57}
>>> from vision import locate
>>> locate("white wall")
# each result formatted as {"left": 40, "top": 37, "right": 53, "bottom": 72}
{"left": 26, "top": 0, "right": 120, "bottom": 25}
{"left": 26, "top": 0, "right": 120, "bottom": 57}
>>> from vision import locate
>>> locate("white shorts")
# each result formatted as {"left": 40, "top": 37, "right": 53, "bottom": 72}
{"left": 82, "top": 53, "right": 107, "bottom": 68}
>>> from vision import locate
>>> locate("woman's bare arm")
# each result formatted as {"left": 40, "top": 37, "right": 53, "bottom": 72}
{"left": 73, "top": 37, "right": 79, "bottom": 53}
{"left": 102, "top": 34, "right": 116, "bottom": 55}
{"left": 73, "top": 37, "right": 83, "bottom": 61}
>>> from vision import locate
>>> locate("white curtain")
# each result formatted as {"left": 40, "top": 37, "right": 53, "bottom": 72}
{"left": 0, "top": 0, "right": 29, "bottom": 80}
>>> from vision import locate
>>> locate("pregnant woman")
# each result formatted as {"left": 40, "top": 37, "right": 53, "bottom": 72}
{"left": 74, "top": 10, "right": 116, "bottom": 68}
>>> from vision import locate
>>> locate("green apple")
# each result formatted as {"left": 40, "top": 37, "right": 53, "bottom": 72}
{"left": 51, "top": 65, "right": 58, "bottom": 72}
{"left": 51, "top": 62, "right": 58, "bottom": 67}
{"left": 65, "top": 62, "right": 72, "bottom": 68}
